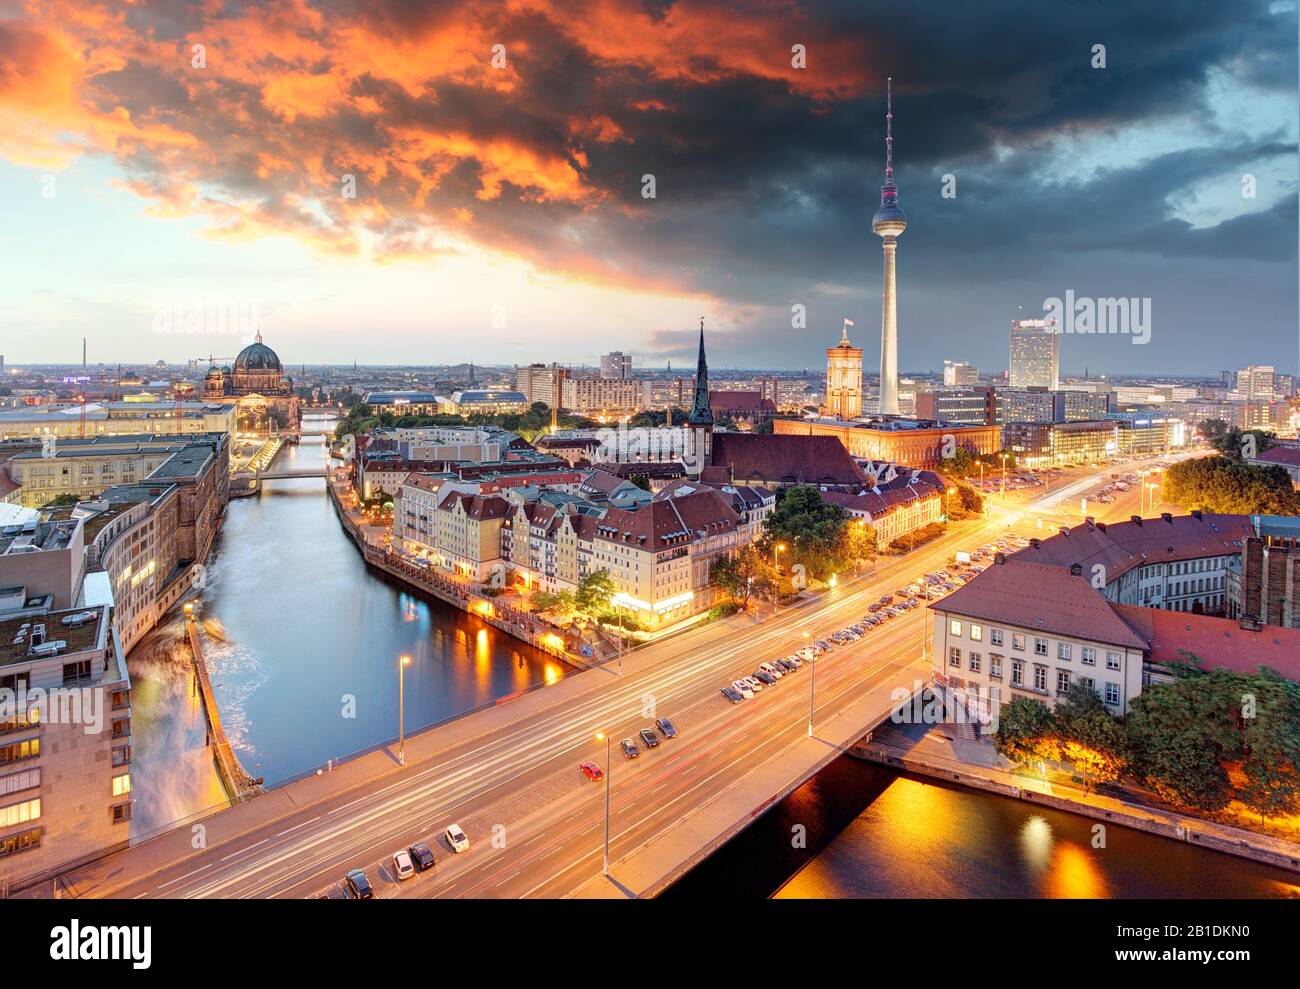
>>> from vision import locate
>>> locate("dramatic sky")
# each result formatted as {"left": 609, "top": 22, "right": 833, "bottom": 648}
{"left": 1, "top": 0, "right": 1296, "bottom": 374}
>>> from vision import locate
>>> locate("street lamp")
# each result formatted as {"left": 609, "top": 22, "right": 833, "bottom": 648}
{"left": 1000, "top": 454, "right": 1009, "bottom": 500}
{"left": 773, "top": 542, "right": 787, "bottom": 571}
{"left": 594, "top": 731, "right": 612, "bottom": 876}
{"left": 398, "top": 654, "right": 411, "bottom": 766}
{"left": 944, "top": 485, "right": 957, "bottom": 521}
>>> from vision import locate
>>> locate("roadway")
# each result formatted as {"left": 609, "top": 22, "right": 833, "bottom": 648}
{"left": 84, "top": 456, "right": 1184, "bottom": 899}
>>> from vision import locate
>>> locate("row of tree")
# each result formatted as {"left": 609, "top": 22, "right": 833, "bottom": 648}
{"left": 1161, "top": 455, "right": 1300, "bottom": 515}
{"left": 334, "top": 401, "right": 598, "bottom": 443}
{"left": 995, "top": 658, "right": 1300, "bottom": 819}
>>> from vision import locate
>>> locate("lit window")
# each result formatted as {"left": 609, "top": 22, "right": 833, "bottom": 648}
{"left": 112, "top": 774, "right": 132, "bottom": 797}
{"left": 949, "top": 619, "right": 962, "bottom": 637}
{"left": 970, "top": 624, "right": 983, "bottom": 642}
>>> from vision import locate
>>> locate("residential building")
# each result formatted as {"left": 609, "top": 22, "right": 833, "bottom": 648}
{"left": 0, "top": 402, "right": 236, "bottom": 442}
{"left": 560, "top": 378, "right": 648, "bottom": 415}
{"left": 1225, "top": 515, "right": 1300, "bottom": 629}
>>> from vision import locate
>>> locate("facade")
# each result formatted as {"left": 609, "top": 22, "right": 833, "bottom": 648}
{"left": 1106, "top": 411, "right": 1186, "bottom": 455}
{"left": 915, "top": 387, "right": 996, "bottom": 426}
{"left": 773, "top": 416, "right": 1001, "bottom": 470}
{"left": 1236, "top": 364, "right": 1278, "bottom": 401}
{"left": 364, "top": 392, "right": 440, "bottom": 416}
{"left": 708, "top": 390, "right": 778, "bottom": 428}
{"left": 821, "top": 482, "right": 942, "bottom": 547}
{"left": 201, "top": 332, "right": 300, "bottom": 432}
{"left": 534, "top": 433, "right": 603, "bottom": 466}
{"left": 1008, "top": 318, "right": 1060, "bottom": 390}
{"left": 0, "top": 402, "right": 236, "bottom": 442}
{"left": 515, "top": 364, "right": 570, "bottom": 408}
{"left": 943, "top": 361, "right": 979, "bottom": 386}
{"left": 600, "top": 352, "right": 632, "bottom": 380}
{"left": 1226, "top": 515, "right": 1300, "bottom": 629}
{"left": 1002, "top": 420, "right": 1120, "bottom": 467}
{"left": 0, "top": 517, "right": 85, "bottom": 611}
{"left": 439, "top": 390, "right": 529, "bottom": 416}
{"left": 433, "top": 493, "right": 511, "bottom": 581}
{"left": 821, "top": 325, "right": 864, "bottom": 420}
{"left": 0, "top": 603, "right": 133, "bottom": 887}
{"left": 560, "top": 378, "right": 648, "bottom": 416}
{"left": 996, "top": 387, "right": 1065, "bottom": 425}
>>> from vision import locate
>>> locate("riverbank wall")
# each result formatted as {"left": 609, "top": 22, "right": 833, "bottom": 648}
{"left": 849, "top": 738, "right": 1300, "bottom": 874}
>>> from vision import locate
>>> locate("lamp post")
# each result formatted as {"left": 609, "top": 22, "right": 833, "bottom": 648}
{"left": 773, "top": 542, "right": 786, "bottom": 571}
{"left": 594, "top": 731, "right": 612, "bottom": 876}
{"left": 398, "top": 654, "right": 411, "bottom": 766}
{"left": 944, "top": 485, "right": 957, "bottom": 522}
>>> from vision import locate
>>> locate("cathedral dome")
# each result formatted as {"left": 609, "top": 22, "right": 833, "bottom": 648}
{"left": 234, "top": 333, "right": 282, "bottom": 372}
{"left": 205, "top": 365, "right": 223, "bottom": 379}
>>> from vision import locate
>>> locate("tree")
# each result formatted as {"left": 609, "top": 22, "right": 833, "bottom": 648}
{"left": 710, "top": 546, "right": 775, "bottom": 607}
{"left": 839, "top": 518, "right": 878, "bottom": 566}
{"left": 574, "top": 569, "right": 616, "bottom": 615}
{"left": 1197, "top": 418, "right": 1230, "bottom": 447}
{"left": 531, "top": 590, "right": 575, "bottom": 619}
{"left": 939, "top": 448, "right": 979, "bottom": 478}
{"left": 628, "top": 473, "right": 651, "bottom": 492}
{"left": 760, "top": 485, "right": 854, "bottom": 582}
{"left": 1162, "top": 456, "right": 1300, "bottom": 515}
{"left": 40, "top": 493, "right": 81, "bottom": 509}
{"left": 993, "top": 698, "right": 1060, "bottom": 768}
{"left": 1203, "top": 424, "right": 1276, "bottom": 461}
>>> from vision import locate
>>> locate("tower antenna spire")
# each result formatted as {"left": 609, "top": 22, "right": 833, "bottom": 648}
{"left": 885, "top": 76, "right": 894, "bottom": 185}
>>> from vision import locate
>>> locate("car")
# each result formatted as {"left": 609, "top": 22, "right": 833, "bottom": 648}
{"left": 731, "top": 679, "right": 755, "bottom": 698}
{"left": 654, "top": 717, "right": 678, "bottom": 738}
{"left": 345, "top": 869, "right": 374, "bottom": 899}
{"left": 581, "top": 760, "right": 605, "bottom": 782}
{"left": 758, "top": 662, "right": 784, "bottom": 679}
{"left": 444, "top": 824, "right": 470, "bottom": 853}
{"left": 737, "top": 674, "right": 763, "bottom": 692}
{"left": 753, "top": 670, "right": 778, "bottom": 686}
{"left": 393, "top": 849, "right": 415, "bottom": 881}
{"left": 815, "top": 641, "right": 832, "bottom": 652}
{"left": 868, "top": 602, "right": 882, "bottom": 612}
{"left": 620, "top": 738, "right": 640, "bottom": 759}
{"left": 721, "top": 686, "right": 744, "bottom": 703}
{"left": 639, "top": 728, "right": 661, "bottom": 748}
{"left": 783, "top": 655, "right": 803, "bottom": 670}
{"left": 797, "top": 647, "right": 815, "bottom": 661}
{"left": 774, "top": 658, "right": 798, "bottom": 674}
{"left": 408, "top": 842, "right": 436, "bottom": 871}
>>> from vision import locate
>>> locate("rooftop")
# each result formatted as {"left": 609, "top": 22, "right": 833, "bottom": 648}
{"left": 0, "top": 604, "right": 108, "bottom": 668}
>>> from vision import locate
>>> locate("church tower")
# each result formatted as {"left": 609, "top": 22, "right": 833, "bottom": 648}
{"left": 686, "top": 318, "right": 713, "bottom": 473}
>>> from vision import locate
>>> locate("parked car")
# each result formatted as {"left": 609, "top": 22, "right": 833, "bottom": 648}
{"left": 655, "top": 717, "right": 679, "bottom": 738}
{"left": 639, "top": 728, "right": 661, "bottom": 748}
{"left": 783, "top": 655, "right": 803, "bottom": 670}
{"left": 753, "top": 670, "right": 778, "bottom": 686}
{"left": 721, "top": 686, "right": 744, "bottom": 703}
{"left": 444, "top": 824, "right": 470, "bottom": 853}
{"left": 740, "top": 675, "right": 764, "bottom": 693}
{"left": 732, "top": 679, "right": 755, "bottom": 698}
{"left": 392, "top": 849, "right": 415, "bottom": 881}
{"left": 775, "top": 658, "right": 798, "bottom": 674}
{"left": 345, "top": 869, "right": 374, "bottom": 899}
{"left": 408, "top": 843, "right": 436, "bottom": 872}
{"left": 620, "top": 738, "right": 640, "bottom": 759}
{"left": 758, "top": 662, "right": 784, "bottom": 679}
{"left": 581, "top": 760, "right": 605, "bottom": 782}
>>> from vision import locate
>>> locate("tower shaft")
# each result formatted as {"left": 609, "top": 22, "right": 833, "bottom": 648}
{"left": 878, "top": 238, "right": 900, "bottom": 414}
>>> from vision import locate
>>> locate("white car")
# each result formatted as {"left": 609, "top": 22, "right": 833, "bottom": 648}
{"left": 758, "top": 662, "right": 784, "bottom": 680}
{"left": 392, "top": 849, "right": 415, "bottom": 880}
{"left": 797, "top": 647, "right": 815, "bottom": 661}
{"left": 741, "top": 675, "right": 764, "bottom": 692}
{"left": 444, "top": 824, "right": 470, "bottom": 853}
{"left": 731, "top": 680, "right": 755, "bottom": 699}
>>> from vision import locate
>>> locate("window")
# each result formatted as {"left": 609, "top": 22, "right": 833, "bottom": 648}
{"left": 0, "top": 827, "right": 41, "bottom": 859}
{"left": 1034, "top": 637, "right": 1048, "bottom": 656}
{"left": 1081, "top": 676, "right": 1096, "bottom": 692}
{"left": 1106, "top": 651, "right": 1121, "bottom": 670}
{"left": 1033, "top": 665, "right": 1047, "bottom": 691}
{"left": 112, "top": 746, "right": 132, "bottom": 768}
{"left": 968, "top": 652, "right": 981, "bottom": 673}
{"left": 1081, "top": 647, "right": 1096, "bottom": 666}
{"left": 1057, "top": 671, "right": 1070, "bottom": 694}
{"left": 62, "top": 659, "right": 92, "bottom": 685}
{"left": 1105, "top": 682, "right": 1120, "bottom": 706}
{"left": 949, "top": 647, "right": 961, "bottom": 668}
{"left": 970, "top": 624, "right": 983, "bottom": 642}
{"left": 1057, "top": 642, "right": 1071, "bottom": 661}
{"left": 1012, "top": 633, "right": 1026, "bottom": 651}
{"left": 0, "top": 738, "right": 39, "bottom": 765}
{"left": 990, "top": 628, "right": 1003, "bottom": 646}
{"left": 112, "top": 802, "right": 132, "bottom": 824}
{"left": 0, "top": 768, "right": 39, "bottom": 797}
{"left": 0, "top": 797, "right": 41, "bottom": 828}
{"left": 112, "top": 773, "right": 132, "bottom": 797}
{"left": 1011, "top": 660, "right": 1023, "bottom": 686}
{"left": 111, "top": 718, "right": 130, "bottom": 739}
{"left": 949, "top": 619, "right": 962, "bottom": 637}
{"left": 990, "top": 654, "right": 1002, "bottom": 678}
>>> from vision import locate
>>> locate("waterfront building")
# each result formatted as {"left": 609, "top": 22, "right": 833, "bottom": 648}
{"left": 0, "top": 401, "right": 236, "bottom": 442}
{"left": 201, "top": 332, "right": 301, "bottom": 432}
{"left": 1008, "top": 318, "right": 1060, "bottom": 389}
{"left": 772, "top": 416, "right": 1001, "bottom": 470}
{"left": 434, "top": 493, "right": 512, "bottom": 581}
{"left": 363, "top": 391, "right": 441, "bottom": 416}
{"left": 0, "top": 602, "right": 132, "bottom": 888}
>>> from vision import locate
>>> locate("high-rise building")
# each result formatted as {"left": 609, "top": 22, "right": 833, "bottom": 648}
{"left": 600, "top": 352, "right": 632, "bottom": 380}
{"left": 1236, "top": 364, "right": 1278, "bottom": 401}
{"left": 821, "top": 320, "right": 863, "bottom": 419}
{"left": 1009, "top": 318, "right": 1060, "bottom": 390}
{"left": 915, "top": 386, "right": 995, "bottom": 425}
{"left": 943, "top": 361, "right": 979, "bottom": 386}
{"left": 872, "top": 78, "right": 906, "bottom": 415}
{"left": 514, "top": 363, "right": 570, "bottom": 408}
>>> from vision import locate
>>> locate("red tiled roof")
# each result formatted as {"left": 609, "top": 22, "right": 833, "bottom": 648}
{"left": 437, "top": 492, "right": 511, "bottom": 520}
{"left": 1111, "top": 604, "right": 1300, "bottom": 680}
{"left": 929, "top": 558, "right": 1148, "bottom": 650}
{"left": 1009, "top": 513, "right": 1249, "bottom": 583}
{"left": 709, "top": 433, "right": 868, "bottom": 486}
{"left": 0, "top": 466, "right": 20, "bottom": 499}
{"left": 822, "top": 483, "right": 940, "bottom": 517}
{"left": 592, "top": 489, "right": 739, "bottom": 551}
{"left": 1256, "top": 447, "right": 1300, "bottom": 467}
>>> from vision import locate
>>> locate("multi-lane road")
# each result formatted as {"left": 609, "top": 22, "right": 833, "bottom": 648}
{"left": 86, "top": 457, "right": 1182, "bottom": 899}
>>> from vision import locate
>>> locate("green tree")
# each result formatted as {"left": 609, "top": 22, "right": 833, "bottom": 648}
{"left": 760, "top": 485, "right": 852, "bottom": 582}
{"left": 1162, "top": 456, "right": 1300, "bottom": 515}
{"left": 628, "top": 473, "right": 651, "bottom": 492}
{"left": 939, "top": 448, "right": 979, "bottom": 478}
{"left": 531, "top": 589, "right": 576, "bottom": 619}
{"left": 993, "top": 697, "right": 1060, "bottom": 768}
{"left": 710, "top": 546, "right": 775, "bottom": 607}
{"left": 574, "top": 569, "right": 616, "bottom": 615}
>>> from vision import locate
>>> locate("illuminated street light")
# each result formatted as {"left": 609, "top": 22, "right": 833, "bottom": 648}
{"left": 398, "top": 654, "right": 412, "bottom": 766}
{"left": 773, "top": 542, "right": 787, "bottom": 570}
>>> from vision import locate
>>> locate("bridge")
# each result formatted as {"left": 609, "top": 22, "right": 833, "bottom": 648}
{"left": 254, "top": 466, "right": 328, "bottom": 480}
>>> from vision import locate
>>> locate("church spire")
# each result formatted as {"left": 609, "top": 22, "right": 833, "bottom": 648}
{"left": 687, "top": 317, "right": 713, "bottom": 426}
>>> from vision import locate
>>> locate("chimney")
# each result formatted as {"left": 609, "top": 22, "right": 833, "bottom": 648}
{"left": 1059, "top": 526, "right": 1070, "bottom": 537}
{"left": 1191, "top": 509, "right": 1202, "bottom": 520}
{"left": 1161, "top": 512, "right": 1173, "bottom": 523}
{"left": 1131, "top": 515, "right": 1142, "bottom": 526}
{"left": 1096, "top": 522, "right": 1107, "bottom": 532}
{"left": 1069, "top": 563, "right": 1082, "bottom": 577}
{"left": 994, "top": 552, "right": 1006, "bottom": 565}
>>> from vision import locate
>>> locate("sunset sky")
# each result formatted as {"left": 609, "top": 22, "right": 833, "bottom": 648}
{"left": 1, "top": 0, "right": 1296, "bottom": 374}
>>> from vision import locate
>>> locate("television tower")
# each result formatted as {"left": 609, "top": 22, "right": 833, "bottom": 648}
{"left": 872, "top": 77, "right": 906, "bottom": 415}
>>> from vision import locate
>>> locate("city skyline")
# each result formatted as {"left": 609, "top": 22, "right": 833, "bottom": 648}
{"left": 0, "top": 0, "right": 1295, "bottom": 374}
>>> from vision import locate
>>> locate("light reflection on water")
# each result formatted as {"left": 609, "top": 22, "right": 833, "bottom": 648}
{"left": 125, "top": 418, "right": 561, "bottom": 833}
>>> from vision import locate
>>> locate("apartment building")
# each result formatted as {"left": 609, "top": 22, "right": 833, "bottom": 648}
{"left": 560, "top": 378, "right": 648, "bottom": 415}
{"left": 0, "top": 402, "right": 236, "bottom": 442}
{"left": 0, "top": 602, "right": 132, "bottom": 888}
{"left": 433, "top": 492, "right": 512, "bottom": 581}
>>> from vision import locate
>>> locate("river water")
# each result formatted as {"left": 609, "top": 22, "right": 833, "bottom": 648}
{"left": 125, "top": 416, "right": 1300, "bottom": 895}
